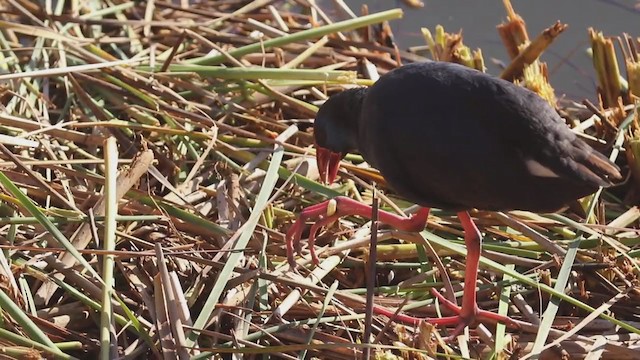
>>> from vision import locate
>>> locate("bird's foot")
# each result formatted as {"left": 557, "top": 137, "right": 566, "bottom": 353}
{"left": 427, "top": 288, "right": 519, "bottom": 340}
{"left": 372, "top": 288, "right": 518, "bottom": 341}
{"left": 286, "top": 199, "right": 340, "bottom": 268}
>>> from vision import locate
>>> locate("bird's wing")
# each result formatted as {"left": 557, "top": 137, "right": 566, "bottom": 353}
{"left": 477, "top": 76, "right": 621, "bottom": 187}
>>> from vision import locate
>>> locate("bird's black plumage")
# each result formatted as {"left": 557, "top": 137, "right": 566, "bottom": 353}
{"left": 314, "top": 61, "right": 621, "bottom": 212}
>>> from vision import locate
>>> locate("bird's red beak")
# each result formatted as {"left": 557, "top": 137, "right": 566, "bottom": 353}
{"left": 316, "top": 145, "right": 343, "bottom": 184}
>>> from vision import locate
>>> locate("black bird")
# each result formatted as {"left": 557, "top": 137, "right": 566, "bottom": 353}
{"left": 287, "top": 61, "right": 621, "bottom": 336}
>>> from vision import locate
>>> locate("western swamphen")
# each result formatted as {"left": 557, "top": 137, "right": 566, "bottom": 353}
{"left": 286, "top": 61, "right": 622, "bottom": 336}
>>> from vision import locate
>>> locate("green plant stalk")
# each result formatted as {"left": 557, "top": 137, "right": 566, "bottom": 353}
{"left": 627, "top": 60, "right": 640, "bottom": 98}
{"left": 144, "top": 65, "right": 357, "bottom": 83}
{"left": 135, "top": 196, "right": 231, "bottom": 236}
{"left": 19, "top": 276, "right": 36, "bottom": 316}
{"left": 241, "top": 278, "right": 259, "bottom": 347}
{"left": 99, "top": 74, "right": 165, "bottom": 120}
{"left": 343, "top": 277, "right": 525, "bottom": 299}
{"left": 255, "top": 81, "right": 319, "bottom": 113}
{"left": 589, "top": 29, "right": 623, "bottom": 108}
{"left": 494, "top": 264, "right": 514, "bottom": 360}
{"left": 178, "top": 78, "right": 374, "bottom": 97}
{"left": 530, "top": 238, "right": 580, "bottom": 356}
{"left": 376, "top": 242, "right": 541, "bottom": 259}
{"left": 187, "top": 9, "right": 403, "bottom": 66}
{"left": 258, "top": 239, "right": 269, "bottom": 313}
{"left": 378, "top": 231, "right": 640, "bottom": 253}
{"left": 75, "top": 120, "right": 211, "bottom": 140}
{"left": 100, "top": 138, "right": 118, "bottom": 359}
{"left": 54, "top": 342, "right": 84, "bottom": 351}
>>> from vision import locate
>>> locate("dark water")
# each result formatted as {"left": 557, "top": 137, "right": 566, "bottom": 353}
{"left": 328, "top": 0, "right": 640, "bottom": 101}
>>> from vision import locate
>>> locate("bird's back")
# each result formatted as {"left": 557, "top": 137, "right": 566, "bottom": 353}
{"left": 357, "top": 62, "right": 620, "bottom": 212}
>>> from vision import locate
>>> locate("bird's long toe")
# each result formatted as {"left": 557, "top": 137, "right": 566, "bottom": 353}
{"left": 427, "top": 288, "right": 518, "bottom": 339}
{"left": 307, "top": 213, "right": 339, "bottom": 265}
{"left": 286, "top": 220, "right": 305, "bottom": 267}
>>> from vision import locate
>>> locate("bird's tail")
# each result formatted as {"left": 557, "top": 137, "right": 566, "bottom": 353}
{"left": 575, "top": 143, "right": 622, "bottom": 187}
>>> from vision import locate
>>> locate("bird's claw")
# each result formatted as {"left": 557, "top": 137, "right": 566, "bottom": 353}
{"left": 286, "top": 199, "right": 342, "bottom": 268}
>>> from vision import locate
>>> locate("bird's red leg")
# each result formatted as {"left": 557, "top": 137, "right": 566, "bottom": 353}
{"left": 287, "top": 202, "right": 518, "bottom": 336}
{"left": 373, "top": 212, "right": 518, "bottom": 338}
{"left": 433, "top": 211, "right": 518, "bottom": 336}
{"left": 372, "top": 211, "right": 518, "bottom": 337}
{"left": 457, "top": 211, "right": 484, "bottom": 326}
{"left": 286, "top": 196, "right": 430, "bottom": 266}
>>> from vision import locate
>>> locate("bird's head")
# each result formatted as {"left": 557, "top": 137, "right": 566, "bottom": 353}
{"left": 313, "top": 88, "right": 367, "bottom": 184}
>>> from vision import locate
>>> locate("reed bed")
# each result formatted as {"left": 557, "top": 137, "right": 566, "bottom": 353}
{"left": 0, "top": 0, "right": 637, "bottom": 359}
